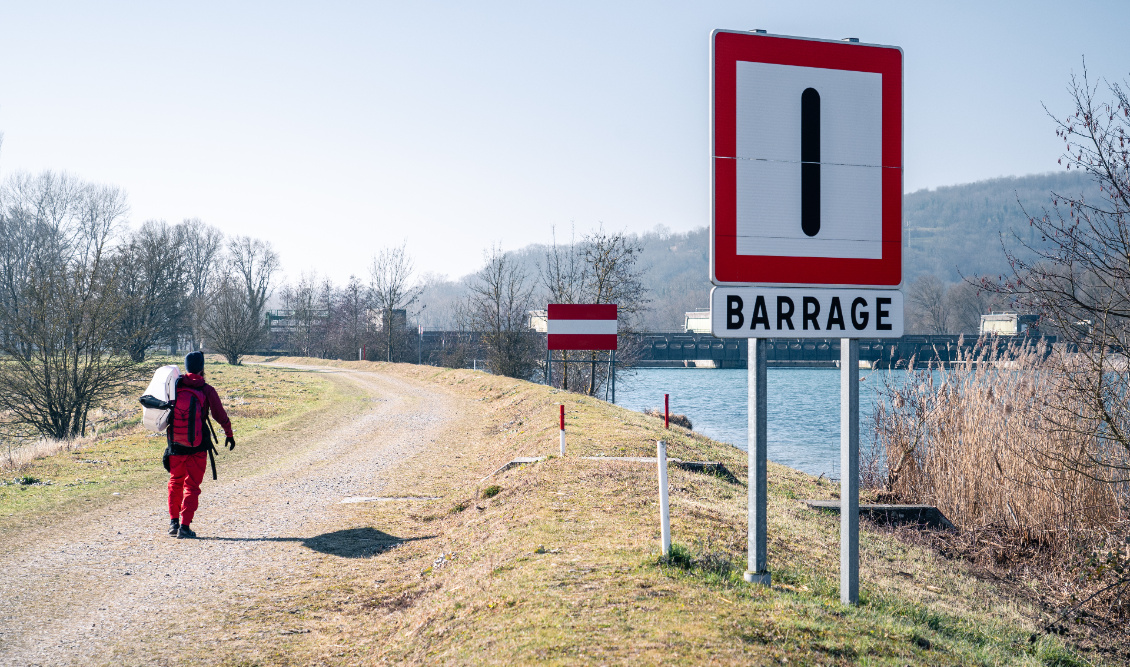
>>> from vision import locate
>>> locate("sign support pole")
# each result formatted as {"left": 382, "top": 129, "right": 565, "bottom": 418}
{"left": 840, "top": 338, "right": 859, "bottom": 605}
{"left": 744, "top": 337, "right": 770, "bottom": 585}
{"left": 611, "top": 350, "right": 616, "bottom": 404}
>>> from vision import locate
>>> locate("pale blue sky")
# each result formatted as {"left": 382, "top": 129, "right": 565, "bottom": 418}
{"left": 1, "top": 1, "right": 1126, "bottom": 282}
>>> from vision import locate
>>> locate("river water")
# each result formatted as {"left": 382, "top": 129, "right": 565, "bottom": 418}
{"left": 615, "top": 367, "right": 891, "bottom": 479}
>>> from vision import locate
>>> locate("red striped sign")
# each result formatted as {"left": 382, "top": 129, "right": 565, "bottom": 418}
{"left": 547, "top": 303, "right": 618, "bottom": 350}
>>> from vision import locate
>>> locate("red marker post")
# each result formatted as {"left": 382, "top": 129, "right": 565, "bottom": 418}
{"left": 559, "top": 404, "right": 566, "bottom": 456}
{"left": 665, "top": 394, "right": 669, "bottom": 429}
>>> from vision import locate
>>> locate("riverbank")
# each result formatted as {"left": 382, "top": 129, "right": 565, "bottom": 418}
{"left": 0, "top": 358, "right": 1107, "bottom": 664}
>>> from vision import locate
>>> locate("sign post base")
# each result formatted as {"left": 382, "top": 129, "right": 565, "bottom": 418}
{"left": 743, "top": 570, "right": 771, "bottom": 585}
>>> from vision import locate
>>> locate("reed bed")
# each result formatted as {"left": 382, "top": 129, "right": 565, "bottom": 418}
{"left": 870, "top": 338, "right": 1130, "bottom": 623}
{"left": 1, "top": 403, "right": 136, "bottom": 472}
{"left": 1, "top": 434, "right": 88, "bottom": 472}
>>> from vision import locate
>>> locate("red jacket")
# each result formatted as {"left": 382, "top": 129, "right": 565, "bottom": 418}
{"left": 177, "top": 373, "right": 233, "bottom": 439}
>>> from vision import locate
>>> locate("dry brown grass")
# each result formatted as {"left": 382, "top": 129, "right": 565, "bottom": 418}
{"left": 871, "top": 339, "right": 1130, "bottom": 626}
{"left": 166, "top": 358, "right": 1108, "bottom": 666}
{"left": 1, "top": 434, "right": 90, "bottom": 471}
{"left": 642, "top": 407, "right": 693, "bottom": 430}
{"left": 1, "top": 389, "right": 141, "bottom": 471}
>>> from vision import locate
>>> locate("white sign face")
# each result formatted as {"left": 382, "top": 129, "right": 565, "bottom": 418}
{"left": 735, "top": 63, "right": 882, "bottom": 259}
{"left": 710, "top": 286, "right": 903, "bottom": 339}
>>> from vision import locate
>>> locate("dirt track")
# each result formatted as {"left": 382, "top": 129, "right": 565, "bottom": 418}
{"left": 0, "top": 364, "right": 463, "bottom": 666}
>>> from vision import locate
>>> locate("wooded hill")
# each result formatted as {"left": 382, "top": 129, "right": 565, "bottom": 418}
{"left": 902, "top": 170, "right": 1095, "bottom": 284}
{"left": 417, "top": 171, "right": 1096, "bottom": 332}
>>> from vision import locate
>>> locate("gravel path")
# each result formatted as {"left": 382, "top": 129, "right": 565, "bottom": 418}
{"left": 0, "top": 365, "right": 458, "bottom": 666}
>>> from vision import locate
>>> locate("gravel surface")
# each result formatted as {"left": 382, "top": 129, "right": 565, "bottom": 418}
{"left": 0, "top": 365, "right": 457, "bottom": 666}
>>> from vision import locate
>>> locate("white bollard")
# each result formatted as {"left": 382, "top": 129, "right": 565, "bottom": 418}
{"left": 559, "top": 404, "right": 565, "bottom": 456}
{"left": 657, "top": 439, "right": 671, "bottom": 556}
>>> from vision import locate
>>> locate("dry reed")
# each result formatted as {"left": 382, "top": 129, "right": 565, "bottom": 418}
{"left": 869, "top": 339, "right": 1130, "bottom": 545}
{"left": 870, "top": 338, "right": 1130, "bottom": 622}
{"left": 1, "top": 403, "right": 133, "bottom": 472}
{"left": 642, "top": 407, "right": 693, "bottom": 430}
{"left": 1, "top": 435, "right": 90, "bottom": 472}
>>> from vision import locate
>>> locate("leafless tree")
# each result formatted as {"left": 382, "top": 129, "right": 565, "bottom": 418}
{"left": 114, "top": 220, "right": 190, "bottom": 361}
{"left": 906, "top": 274, "right": 951, "bottom": 334}
{"left": 543, "top": 227, "right": 588, "bottom": 391}
{"left": 212, "top": 235, "right": 279, "bottom": 361}
{"left": 543, "top": 226, "right": 588, "bottom": 306}
{"left": 541, "top": 226, "right": 649, "bottom": 395}
{"left": 984, "top": 64, "right": 1130, "bottom": 625}
{"left": 280, "top": 272, "right": 334, "bottom": 358}
{"left": 945, "top": 279, "right": 1003, "bottom": 333}
{"left": 228, "top": 235, "right": 279, "bottom": 324}
{"left": 369, "top": 243, "right": 420, "bottom": 362}
{"left": 0, "top": 171, "right": 137, "bottom": 439}
{"left": 331, "top": 274, "right": 373, "bottom": 359}
{"left": 180, "top": 218, "right": 224, "bottom": 351}
{"left": 467, "top": 245, "right": 539, "bottom": 379}
{"left": 581, "top": 228, "right": 647, "bottom": 393}
{"left": 201, "top": 274, "right": 263, "bottom": 365}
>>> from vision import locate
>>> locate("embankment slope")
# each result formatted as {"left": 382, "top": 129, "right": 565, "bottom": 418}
{"left": 0, "top": 359, "right": 1096, "bottom": 665}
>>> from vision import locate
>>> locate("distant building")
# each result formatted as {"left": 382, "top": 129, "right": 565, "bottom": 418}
{"left": 684, "top": 309, "right": 711, "bottom": 334}
{"left": 375, "top": 308, "right": 408, "bottom": 331}
{"left": 528, "top": 309, "right": 548, "bottom": 333}
{"left": 979, "top": 312, "right": 1039, "bottom": 336}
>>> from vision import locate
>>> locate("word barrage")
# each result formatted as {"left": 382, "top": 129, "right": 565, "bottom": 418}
{"left": 709, "top": 287, "right": 903, "bottom": 339}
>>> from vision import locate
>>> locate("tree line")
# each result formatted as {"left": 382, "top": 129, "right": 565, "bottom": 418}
{"left": 0, "top": 171, "right": 282, "bottom": 440}
{"left": 271, "top": 227, "right": 648, "bottom": 395}
{"left": 0, "top": 171, "right": 648, "bottom": 444}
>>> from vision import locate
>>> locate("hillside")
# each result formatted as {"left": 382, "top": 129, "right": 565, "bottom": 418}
{"left": 902, "top": 171, "right": 1096, "bottom": 284}
{"left": 417, "top": 171, "right": 1097, "bottom": 331}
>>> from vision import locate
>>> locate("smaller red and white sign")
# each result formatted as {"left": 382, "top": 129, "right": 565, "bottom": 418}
{"left": 547, "top": 304, "right": 618, "bottom": 350}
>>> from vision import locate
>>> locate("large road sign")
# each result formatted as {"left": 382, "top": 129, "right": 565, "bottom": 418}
{"left": 547, "top": 304, "right": 618, "bottom": 350}
{"left": 711, "top": 30, "right": 903, "bottom": 288}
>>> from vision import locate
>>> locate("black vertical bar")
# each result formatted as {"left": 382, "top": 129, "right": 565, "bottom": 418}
{"left": 801, "top": 87, "right": 821, "bottom": 237}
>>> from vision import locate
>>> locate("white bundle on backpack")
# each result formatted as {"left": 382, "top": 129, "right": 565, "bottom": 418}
{"left": 140, "top": 365, "right": 180, "bottom": 432}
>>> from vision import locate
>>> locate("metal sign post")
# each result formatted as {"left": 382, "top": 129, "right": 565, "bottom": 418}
{"left": 611, "top": 350, "right": 616, "bottom": 403}
{"left": 744, "top": 338, "right": 770, "bottom": 585}
{"left": 840, "top": 338, "right": 860, "bottom": 604}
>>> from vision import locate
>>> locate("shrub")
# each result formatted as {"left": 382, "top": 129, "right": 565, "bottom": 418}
{"left": 643, "top": 408, "right": 693, "bottom": 431}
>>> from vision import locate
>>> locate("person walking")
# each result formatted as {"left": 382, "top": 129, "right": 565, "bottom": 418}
{"left": 167, "top": 351, "right": 235, "bottom": 539}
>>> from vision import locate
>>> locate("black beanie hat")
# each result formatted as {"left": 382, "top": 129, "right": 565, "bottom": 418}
{"left": 185, "top": 351, "right": 205, "bottom": 375}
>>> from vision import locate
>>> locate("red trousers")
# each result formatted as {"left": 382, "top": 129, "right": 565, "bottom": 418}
{"left": 168, "top": 452, "right": 207, "bottom": 526}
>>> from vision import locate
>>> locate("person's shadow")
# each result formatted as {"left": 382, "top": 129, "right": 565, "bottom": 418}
{"left": 202, "top": 527, "right": 434, "bottom": 558}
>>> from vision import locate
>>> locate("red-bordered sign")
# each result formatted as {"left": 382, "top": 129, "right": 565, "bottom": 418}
{"left": 711, "top": 31, "right": 902, "bottom": 287}
{"left": 547, "top": 304, "right": 618, "bottom": 350}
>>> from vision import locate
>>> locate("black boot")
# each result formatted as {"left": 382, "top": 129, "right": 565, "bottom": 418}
{"left": 168, "top": 519, "right": 180, "bottom": 536}
{"left": 177, "top": 524, "right": 197, "bottom": 539}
